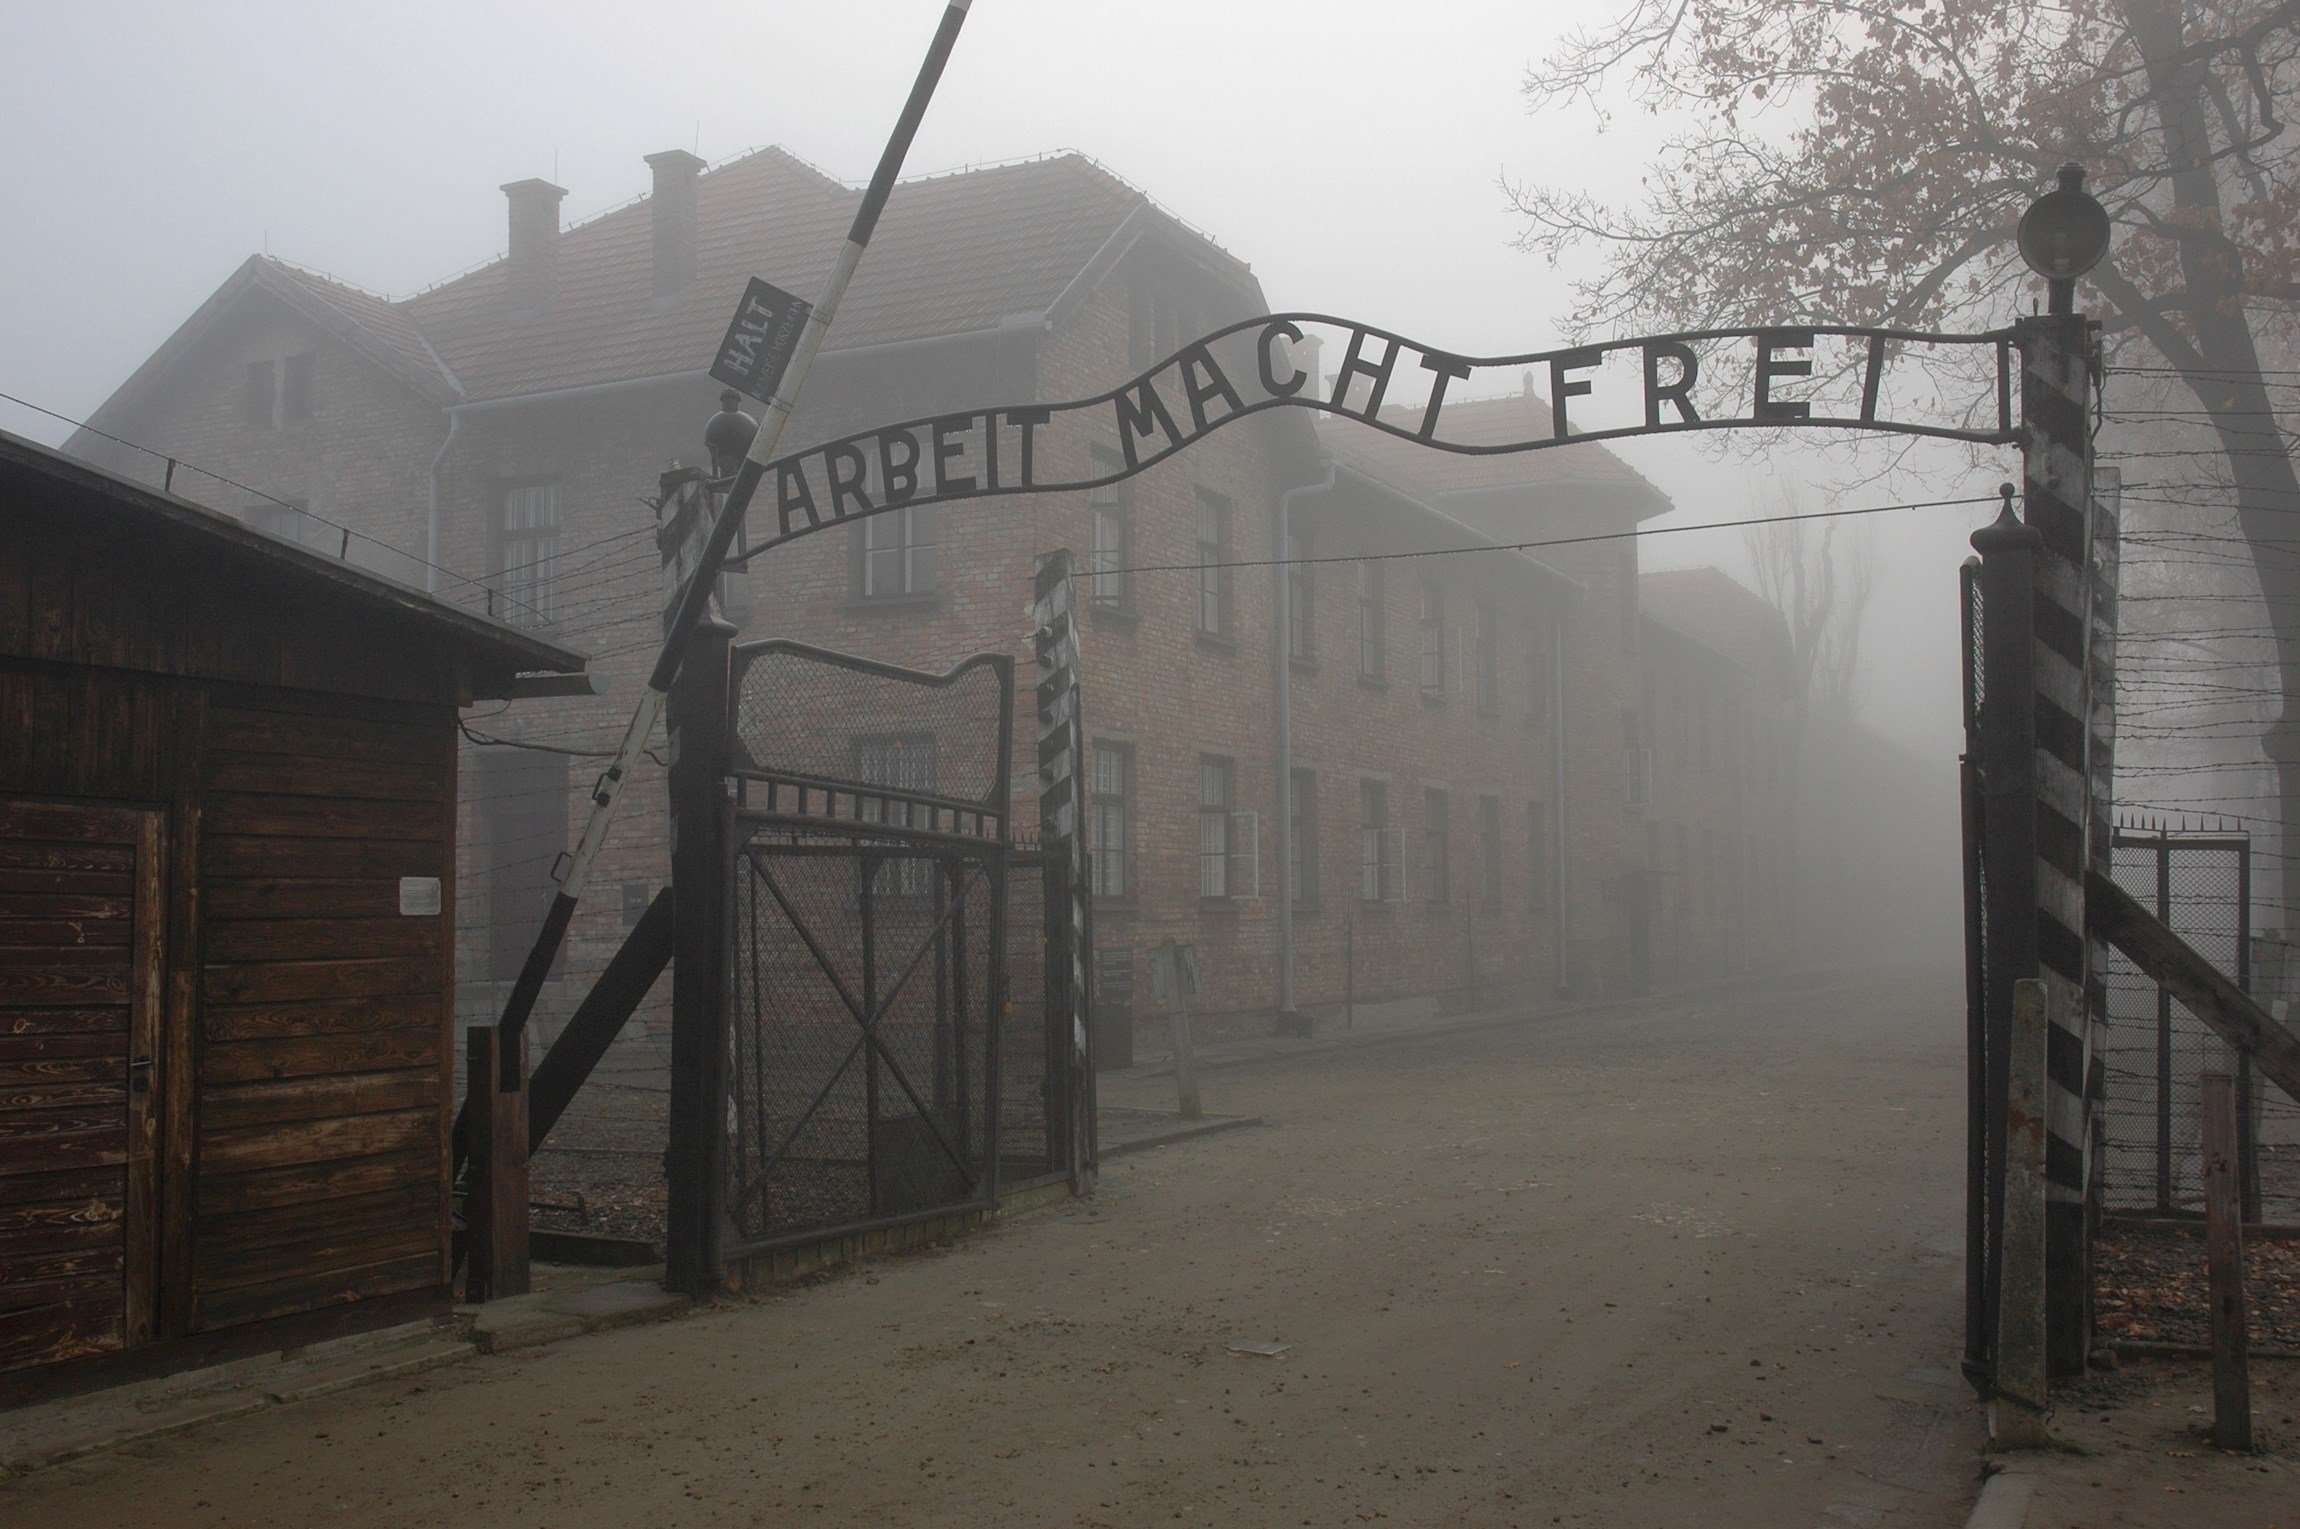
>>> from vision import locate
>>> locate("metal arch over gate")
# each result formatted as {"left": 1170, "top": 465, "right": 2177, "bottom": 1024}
{"left": 721, "top": 315, "right": 2022, "bottom": 564}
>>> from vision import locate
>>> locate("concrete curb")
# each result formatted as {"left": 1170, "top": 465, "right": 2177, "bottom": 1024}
{"left": 1965, "top": 1470, "right": 2038, "bottom": 1529}
{"left": 1100, "top": 1115, "right": 1261, "bottom": 1159}
{"left": 2, "top": 1279, "right": 693, "bottom": 1480}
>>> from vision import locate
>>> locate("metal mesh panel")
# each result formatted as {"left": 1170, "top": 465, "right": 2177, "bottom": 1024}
{"left": 999, "top": 846, "right": 1054, "bottom": 1182}
{"left": 727, "top": 845, "right": 999, "bottom": 1246}
{"left": 2095, "top": 830, "right": 2291, "bottom": 1217}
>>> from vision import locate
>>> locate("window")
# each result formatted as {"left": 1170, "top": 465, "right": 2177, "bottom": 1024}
{"left": 1528, "top": 802, "right": 1551, "bottom": 912}
{"left": 1623, "top": 709, "right": 1652, "bottom": 809}
{"left": 1478, "top": 794, "right": 1502, "bottom": 906}
{"left": 1198, "top": 755, "right": 1256, "bottom": 899}
{"left": 1422, "top": 788, "right": 1451, "bottom": 903}
{"left": 481, "top": 748, "right": 568, "bottom": 982}
{"left": 1529, "top": 625, "right": 1553, "bottom": 728}
{"left": 1472, "top": 602, "right": 1498, "bottom": 713}
{"left": 1360, "top": 780, "right": 1400, "bottom": 903}
{"left": 281, "top": 353, "right": 314, "bottom": 422}
{"left": 1289, "top": 767, "right": 1318, "bottom": 906}
{"left": 1195, "top": 490, "right": 1233, "bottom": 638}
{"left": 1286, "top": 528, "right": 1316, "bottom": 662}
{"left": 499, "top": 481, "right": 560, "bottom": 625}
{"left": 1357, "top": 561, "right": 1386, "bottom": 679}
{"left": 243, "top": 360, "right": 276, "bottom": 427}
{"left": 1088, "top": 447, "right": 1130, "bottom": 610}
{"left": 244, "top": 354, "right": 314, "bottom": 428}
{"left": 854, "top": 734, "right": 936, "bottom": 894}
{"left": 1089, "top": 742, "right": 1133, "bottom": 898}
{"left": 860, "top": 505, "right": 937, "bottom": 599}
{"left": 1418, "top": 582, "right": 1446, "bottom": 695}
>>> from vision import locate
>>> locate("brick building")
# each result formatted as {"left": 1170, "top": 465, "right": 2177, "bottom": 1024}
{"left": 70, "top": 144, "right": 1777, "bottom": 1037}
{"left": 1638, "top": 568, "right": 1800, "bottom": 979}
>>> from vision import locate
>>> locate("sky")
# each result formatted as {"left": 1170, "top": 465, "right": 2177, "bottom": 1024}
{"left": 0, "top": 0, "right": 2017, "bottom": 757}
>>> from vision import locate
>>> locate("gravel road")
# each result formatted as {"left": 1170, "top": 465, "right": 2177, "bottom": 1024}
{"left": 9, "top": 966, "right": 1987, "bottom": 1526}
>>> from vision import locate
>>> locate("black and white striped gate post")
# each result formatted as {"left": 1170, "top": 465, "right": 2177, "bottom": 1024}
{"left": 1033, "top": 550, "right": 1096, "bottom": 1191}
{"left": 2015, "top": 308, "right": 2103, "bottom": 1378}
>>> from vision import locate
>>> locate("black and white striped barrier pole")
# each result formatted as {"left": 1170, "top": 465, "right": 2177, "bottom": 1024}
{"left": 475, "top": 2, "right": 977, "bottom": 1119}
{"left": 1033, "top": 549, "right": 1095, "bottom": 1190}
{"left": 2016, "top": 303, "right": 2103, "bottom": 1379}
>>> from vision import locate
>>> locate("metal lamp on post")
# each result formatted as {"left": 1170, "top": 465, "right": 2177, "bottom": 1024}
{"left": 2017, "top": 163, "right": 2112, "bottom": 315}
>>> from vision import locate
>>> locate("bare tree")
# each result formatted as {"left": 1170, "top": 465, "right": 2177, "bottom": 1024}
{"left": 1743, "top": 482, "right": 1877, "bottom": 724}
{"left": 1508, "top": 0, "right": 2300, "bottom": 912}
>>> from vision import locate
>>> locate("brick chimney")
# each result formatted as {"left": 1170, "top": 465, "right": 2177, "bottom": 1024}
{"left": 501, "top": 177, "right": 567, "bottom": 316}
{"left": 644, "top": 150, "right": 705, "bottom": 301}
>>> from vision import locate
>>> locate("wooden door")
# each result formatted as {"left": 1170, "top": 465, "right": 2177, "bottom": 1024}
{"left": 0, "top": 799, "right": 163, "bottom": 1372}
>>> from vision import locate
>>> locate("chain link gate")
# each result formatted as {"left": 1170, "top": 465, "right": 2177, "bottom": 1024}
{"left": 714, "top": 641, "right": 1061, "bottom": 1259}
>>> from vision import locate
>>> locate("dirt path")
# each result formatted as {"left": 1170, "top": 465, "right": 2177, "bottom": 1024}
{"left": 8, "top": 968, "right": 1986, "bottom": 1526}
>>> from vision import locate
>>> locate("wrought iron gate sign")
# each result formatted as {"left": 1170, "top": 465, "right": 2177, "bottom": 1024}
{"left": 726, "top": 314, "right": 2018, "bottom": 560}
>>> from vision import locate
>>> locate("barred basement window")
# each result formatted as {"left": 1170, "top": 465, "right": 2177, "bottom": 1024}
{"left": 854, "top": 734, "right": 936, "bottom": 895}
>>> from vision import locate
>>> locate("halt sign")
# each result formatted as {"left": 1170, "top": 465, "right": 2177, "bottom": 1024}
{"left": 711, "top": 277, "right": 812, "bottom": 404}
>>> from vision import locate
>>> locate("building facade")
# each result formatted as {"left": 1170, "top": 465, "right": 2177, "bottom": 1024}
{"left": 72, "top": 145, "right": 1783, "bottom": 1040}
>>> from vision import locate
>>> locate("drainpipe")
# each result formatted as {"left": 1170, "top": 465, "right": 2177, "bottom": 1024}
{"left": 426, "top": 409, "right": 461, "bottom": 595}
{"left": 1275, "top": 467, "right": 1333, "bottom": 1032}
{"left": 1552, "top": 603, "right": 1570, "bottom": 995}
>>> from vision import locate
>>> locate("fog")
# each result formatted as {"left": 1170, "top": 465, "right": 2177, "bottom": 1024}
{"left": 0, "top": 0, "right": 1998, "bottom": 769}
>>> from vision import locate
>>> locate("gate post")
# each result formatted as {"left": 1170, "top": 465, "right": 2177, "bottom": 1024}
{"left": 1033, "top": 550, "right": 1096, "bottom": 1191}
{"left": 1972, "top": 486, "right": 2041, "bottom": 1393}
{"left": 666, "top": 616, "right": 735, "bottom": 1297}
{"left": 2018, "top": 309, "right": 2102, "bottom": 1378}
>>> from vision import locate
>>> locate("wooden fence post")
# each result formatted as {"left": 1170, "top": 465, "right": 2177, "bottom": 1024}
{"left": 2202, "top": 1071, "right": 2253, "bottom": 1451}
{"left": 1990, "top": 977, "right": 2055, "bottom": 1449}
{"left": 465, "top": 1022, "right": 530, "bottom": 1302}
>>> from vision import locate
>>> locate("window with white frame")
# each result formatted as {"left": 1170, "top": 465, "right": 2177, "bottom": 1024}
{"left": 1472, "top": 601, "right": 1498, "bottom": 713}
{"left": 860, "top": 504, "right": 936, "bottom": 599}
{"left": 1423, "top": 788, "right": 1451, "bottom": 903}
{"left": 1418, "top": 582, "right": 1446, "bottom": 695}
{"left": 1088, "top": 446, "right": 1130, "bottom": 610}
{"left": 1286, "top": 528, "right": 1315, "bottom": 662}
{"left": 1195, "top": 490, "right": 1233, "bottom": 637}
{"left": 1357, "top": 561, "right": 1385, "bottom": 679}
{"left": 1360, "top": 779, "right": 1400, "bottom": 903}
{"left": 499, "top": 481, "right": 560, "bottom": 625}
{"left": 1289, "top": 767, "right": 1317, "bottom": 906}
{"left": 1089, "top": 742, "right": 1132, "bottom": 898}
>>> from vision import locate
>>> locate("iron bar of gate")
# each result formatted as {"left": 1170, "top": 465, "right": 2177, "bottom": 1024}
{"left": 665, "top": 618, "right": 735, "bottom": 1297}
{"left": 1958, "top": 554, "right": 1990, "bottom": 1391}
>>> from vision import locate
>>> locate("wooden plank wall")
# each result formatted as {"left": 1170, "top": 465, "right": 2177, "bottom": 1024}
{"left": 193, "top": 700, "right": 456, "bottom": 1331}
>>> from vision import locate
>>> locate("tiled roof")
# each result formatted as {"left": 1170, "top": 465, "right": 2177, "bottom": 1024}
{"left": 400, "top": 148, "right": 1190, "bottom": 402}
{"left": 265, "top": 262, "right": 461, "bottom": 399}
{"left": 1640, "top": 567, "right": 1794, "bottom": 688}
{"left": 1319, "top": 387, "right": 1667, "bottom": 505}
